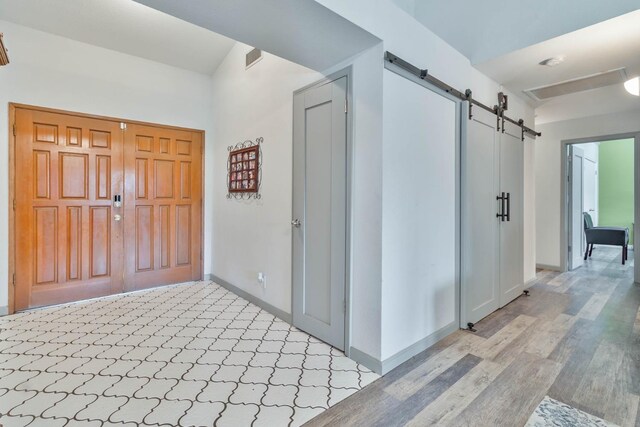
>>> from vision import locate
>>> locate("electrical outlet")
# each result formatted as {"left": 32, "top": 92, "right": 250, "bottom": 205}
{"left": 257, "top": 272, "right": 266, "bottom": 289}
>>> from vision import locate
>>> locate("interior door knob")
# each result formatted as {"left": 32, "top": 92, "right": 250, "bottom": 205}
{"left": 114, "top": 214, "right": 122, "bottom": 222}
{"left": 291, "top": 219, "right": 301, "bottom": 228}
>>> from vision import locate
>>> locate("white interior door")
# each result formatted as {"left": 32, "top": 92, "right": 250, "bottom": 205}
{"left": 569, "top": 146, "right": 585, "bottom": 270}
{"left": 462, "top": 106, "right": 500, "bottom": 326}
{"left": 292, "top": 76, "right": 347, "bottom": 350}
{"left": 583, "top": 158, "right": 598, "bottom": 226}
{"left": 499, "top": 123, "right": 524, "bottom": 306}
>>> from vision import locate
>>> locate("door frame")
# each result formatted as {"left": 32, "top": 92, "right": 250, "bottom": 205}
{"left": 383, "top": 59, "right": 462, "bottom": 332}
{"left": 8, "top": 102, "right": 205, "bottom": 315}
{"left": 291, "top": 67, "right": 353, "bottom": 354}
{"left": 560, "top": 132, "right": 640, "bottom": 281}
{"left": 567, "top": 145, "right": 585, "bottom": 270}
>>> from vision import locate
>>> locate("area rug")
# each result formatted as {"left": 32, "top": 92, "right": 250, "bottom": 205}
{"left": 525, "top": 396, "right": 618, "bottom": 427}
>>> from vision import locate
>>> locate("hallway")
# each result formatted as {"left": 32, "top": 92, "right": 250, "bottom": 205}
{"left": 308, "top": 246, "right": 640, "bottom": 426}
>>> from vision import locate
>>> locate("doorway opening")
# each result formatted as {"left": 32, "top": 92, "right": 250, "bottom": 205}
{"left": 563, "top": 134, "right": 638, "bottom": 278}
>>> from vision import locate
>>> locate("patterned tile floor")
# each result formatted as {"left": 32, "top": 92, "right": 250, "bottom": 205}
{"left": 0, "top": 281, "right": 379, "bottom": 426}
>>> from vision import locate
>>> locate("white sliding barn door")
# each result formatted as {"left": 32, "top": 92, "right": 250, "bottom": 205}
{"left": 462, "top": 106, "right": 500, "bottom": 326}
{"left": 462, "top": 107, "right": 525, "bottom": 327}
{"left": 499, "top": 122, "right": 524, "bottom": 305}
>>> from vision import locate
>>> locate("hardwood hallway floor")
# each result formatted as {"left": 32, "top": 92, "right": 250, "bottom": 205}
{"left": 307, "top": 246, "right": 640, "bottom": 426}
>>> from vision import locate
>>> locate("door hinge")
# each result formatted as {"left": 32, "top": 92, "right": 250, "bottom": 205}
{"left": 13, "top": 199, "right": 16, "bottom": 210}
{"left": 12, "top": 122, "right": 16, "bottom": 137}
{"left": 343, "top": 300, "right": 346, "bottom": 313}
{"left": 345, "top": 99, "right": 348, "bottom": 114}
{"left": 120, "top": 122, "right": 127, "bottom": 130}
{"left": 568, "top": 245, "right": 572, "bottom": 253}
{"left": 12, "top": 273, "right": 15, "bottom": 286}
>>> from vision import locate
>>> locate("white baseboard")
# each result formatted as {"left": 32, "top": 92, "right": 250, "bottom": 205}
{"left": 349, "top": 347, "right": 382, "bottom": 374}
{"left": 206, "top": 274, "right": 292, "bottom": 323}
{"left": 536, "top": 263, "right": 562, "bottom": 272}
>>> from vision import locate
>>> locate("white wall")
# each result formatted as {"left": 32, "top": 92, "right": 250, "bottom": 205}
{"left": 210, "top": 41, "right": 385, "bottom": 360}
{"left": 381, "top": 70, "right": 457, "bottom": 360}
{"left": 0, "top": 21, "right": 214, "bottom": 310}
{"left": 210, "top": 42, "right": 323, "bottom": 314}
{"left": 315, "top": 0, "right": 537, "bottom": 365}
{"left": 535, "top": 109, "right": 640, "bottom": 268}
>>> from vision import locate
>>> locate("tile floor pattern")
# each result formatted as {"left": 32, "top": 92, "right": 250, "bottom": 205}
{"left": 0, "top": 281, "right": 379, "bottom": 426}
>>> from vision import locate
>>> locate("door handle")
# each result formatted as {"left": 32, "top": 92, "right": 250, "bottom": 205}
{"left": 496, "top": 192, "right": 506, "bottom": 221}
{"left": 505, "top": 192, "right": 511, "bottom": 222}
{"left": 291, "top": 219, "right": 301, "bottom": 228}
{"left": 114, "top": 214, "right": 122, "bottom": 222}
{"left": 114, "top": 194, "right": 122, "bottom": 208}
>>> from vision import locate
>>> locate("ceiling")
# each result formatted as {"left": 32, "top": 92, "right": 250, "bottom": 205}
{"left": 0, "top": 0, "right": 236, "bottom": 75}
{"left": 133, "top": 0, "right": 380, "bottom": 72}
{"left": 474, "top": 10, "right": 640, "bottom": 124}
{"left": 393, "top": 0, "right": 639, "bottom": 65}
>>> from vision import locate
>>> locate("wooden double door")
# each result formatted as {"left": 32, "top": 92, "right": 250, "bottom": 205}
{"left": 13, "top": 105, "right": 203, "bottom": 311}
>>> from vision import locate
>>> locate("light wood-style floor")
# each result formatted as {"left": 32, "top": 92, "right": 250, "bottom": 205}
{"left": 307, "top": 246, "right": 640, "bottom": 426}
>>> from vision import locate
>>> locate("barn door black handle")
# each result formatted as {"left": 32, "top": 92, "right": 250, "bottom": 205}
{"left": 496, "top": 192, "right": 506, "bottom": 221}
{"left": 506, "top": 192, "right": 511, "bottom": 222}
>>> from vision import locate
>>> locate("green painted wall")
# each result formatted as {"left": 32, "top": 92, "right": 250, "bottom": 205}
{"left": 598, "top": 139, "right": 634, "bottom": 241}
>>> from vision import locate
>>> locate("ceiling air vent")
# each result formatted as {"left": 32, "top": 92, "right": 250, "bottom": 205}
{"left": 246, "top": 48, "right": 262, "bottom": 69}
{"left": 524, "top": 68, "right": 627, "bottom": 101}
{"left": 0, "top": 33, "right": 9, "bottom": 66}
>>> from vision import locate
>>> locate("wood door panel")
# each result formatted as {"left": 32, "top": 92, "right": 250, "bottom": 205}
{"left": 33, "top": 150, "right": 51, "bottom": 199}
{"left": 15, "top": 107, "right": 124, "bottom": 310}
{"left": 60, "top": 153, "right": 89, "bottom": 199}
{"left": 136, "top": 135, "right": 153, "bottom": 153}
{"left": 34, "top": 206, "right": 58, "bottom": 284}
{"left": 66, "top": 127, "right": 82, "bottom": 146}
{"left": 34, "top": 122, "right": 58, "bottom": 144}
{"left": 176, "top": 204, "right": 191, "bottom": 266}
{"left": 67, "top": 206, "right": 82, "bottom": 281}
{"left": 180, "top": 162, "right": 192, "bottom": 199}
{"left": 96, "top": 155, "right": 112, "bottom": 200}
{"left": 159, "top": 205, "right": 171, "bottom": 269}
{"left": 154, "top": 160, "right": 175, "bottom": 198}
{"left": 136, "top": 158, "right": 148, "bottom": 199}
{"left": 89, "top": 206, "right": 111, "bottom": 278}
{"left": 124, "top": 124, "right": 202, "bottom": 291}
{"left": 90, "top": 130, "right": 111, "bottom": 149}
{"left": 136, "top": 205, "right": 154, "bottom": 272}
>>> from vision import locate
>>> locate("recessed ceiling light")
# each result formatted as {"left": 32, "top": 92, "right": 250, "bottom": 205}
{"left": 624, "top": 77, "right": 639, "bottom": 96}
{"left": 539, "top": 56, "right": 565, "bottom": 67}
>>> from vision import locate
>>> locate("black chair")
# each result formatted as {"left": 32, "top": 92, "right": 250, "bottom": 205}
{"left": 583, "top": 212, "right": 629, "bottom": 265}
